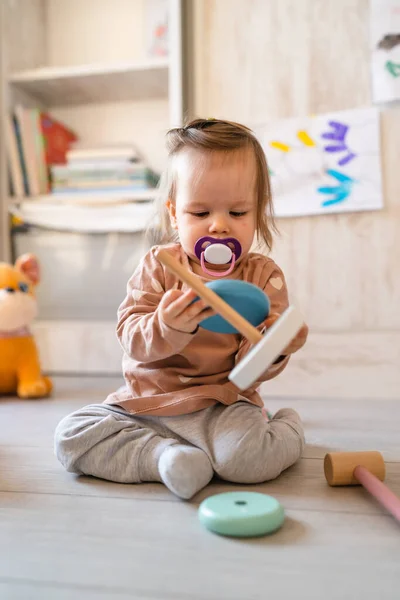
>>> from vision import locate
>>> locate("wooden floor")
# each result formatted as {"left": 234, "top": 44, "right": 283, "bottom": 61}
{"left": 0, "top": 377, "right": 399, "bottom": 600}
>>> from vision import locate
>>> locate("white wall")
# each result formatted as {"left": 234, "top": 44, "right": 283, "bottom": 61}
{"left": 192, "top": 0, "right": 400, "bottom": 399}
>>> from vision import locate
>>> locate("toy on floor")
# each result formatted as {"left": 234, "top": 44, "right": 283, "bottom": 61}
{"left": 198, "top": 491, "right": 285, "bottom": 537}
{"left": 156, "top": 248, "right": 304, "bottom": 390}
{"left": 0, "top": 254, "right": 52, "bottom": 399}
{"left": 324, "top": 451, "right": 400, "bottom": 523}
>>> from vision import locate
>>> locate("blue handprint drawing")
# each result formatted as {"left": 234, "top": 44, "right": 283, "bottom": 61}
{"left": 317, "top": 169, "right": 355, "bottom": 207}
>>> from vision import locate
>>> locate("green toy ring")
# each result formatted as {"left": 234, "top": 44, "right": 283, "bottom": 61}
{"left": 198, "top": 491, "right": 285, "bottom": 537}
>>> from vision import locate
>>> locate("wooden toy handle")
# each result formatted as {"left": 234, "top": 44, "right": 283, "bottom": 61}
{"left": 156, "top": 248, "right": 263, "bottom": 345}
{"left": 354, "top": 465, "right": 400, "bottom": 523}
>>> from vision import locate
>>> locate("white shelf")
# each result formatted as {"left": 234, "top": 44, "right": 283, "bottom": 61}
{"left": 9, "top": 59, "right": 169, "bottom": 106}
{"left": 9, "top": 197, "right": 157, "bottom": 233}
{"left": 10, "top": 188, "right": 157, "bottom": 206}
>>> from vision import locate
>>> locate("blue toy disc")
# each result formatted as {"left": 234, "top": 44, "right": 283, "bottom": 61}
{"left": 198, "top": 492, "right": 285, "bottom": 537}
{"left": 198, "top": 279, "right": 270, "bottom": 334}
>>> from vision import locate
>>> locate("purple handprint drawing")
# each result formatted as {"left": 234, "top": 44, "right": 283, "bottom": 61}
{"left": 322, "top": 121, "right": 356, "bottom": 166}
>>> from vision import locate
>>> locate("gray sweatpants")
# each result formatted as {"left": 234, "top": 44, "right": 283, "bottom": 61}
{"left": 54, "top": 401, "right": 304, "bottom": 485}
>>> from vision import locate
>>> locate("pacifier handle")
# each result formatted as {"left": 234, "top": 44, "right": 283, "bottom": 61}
{"left": 200, "top": 252, "right": 236, "bottom": 277}
{"left": 194, "top": 236, "right": 242, "bottom": 278}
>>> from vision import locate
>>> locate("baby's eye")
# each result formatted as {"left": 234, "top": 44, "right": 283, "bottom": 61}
{"left": 18, "top": 282, "right": 29, "bottom": 292}
{"left": 192, "top": 212, "right": 209, "bottom": 218}
{"left": 230, "top": 211, "right": 247, "bottom": 217}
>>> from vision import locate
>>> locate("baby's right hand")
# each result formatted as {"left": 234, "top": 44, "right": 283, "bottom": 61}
{"left": 159, "top": 289, "right": 215, "bottom": 334}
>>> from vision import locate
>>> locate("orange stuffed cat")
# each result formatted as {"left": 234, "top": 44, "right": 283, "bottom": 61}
{"left": 0, "top": 254, "right": 52, "bottom": 398}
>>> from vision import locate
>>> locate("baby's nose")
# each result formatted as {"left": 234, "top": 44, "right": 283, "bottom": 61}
{"left": 210, "top": 215, "right": 229, "bottom": 233}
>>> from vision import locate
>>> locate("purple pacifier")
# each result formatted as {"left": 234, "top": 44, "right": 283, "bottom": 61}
{"left": 194, "top": 236, "right": 242, "bottom": 277}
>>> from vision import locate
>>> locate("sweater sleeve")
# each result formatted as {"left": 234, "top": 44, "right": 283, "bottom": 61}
{"left": 117, "top": 247, "right": 196, "bottom": 362}
{"left": 235, "top": 260, "right": 291, "bottom": 383}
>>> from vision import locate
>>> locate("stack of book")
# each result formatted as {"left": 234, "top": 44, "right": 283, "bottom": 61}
{"left": 51, "top": 146, "right": 159, "bottom": 196}
{"left": 5, "top": 106, "right": 77, "bottom": 198}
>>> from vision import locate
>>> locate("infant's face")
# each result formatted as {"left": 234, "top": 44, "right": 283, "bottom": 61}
{"left": 167, "top": 148, "right": 257, "bottom": 275}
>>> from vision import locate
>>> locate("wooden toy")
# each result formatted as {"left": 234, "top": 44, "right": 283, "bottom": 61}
{"left": 195, "top": 279, "right": 270, "bottom": 334}
{"left": 324, "top": 451, "right": 400, "bottom": 522}
{"left": 156, "top": 248, "right": 304, "bottom": 390}
{"left": 198, "top": 491, "right": 285, "bottom": 537}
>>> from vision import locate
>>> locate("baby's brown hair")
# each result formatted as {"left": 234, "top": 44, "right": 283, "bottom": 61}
{"left": 148, "top": 118, "right": 277, "bottom": 251}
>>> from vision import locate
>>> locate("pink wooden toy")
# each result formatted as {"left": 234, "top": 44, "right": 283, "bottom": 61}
{"left": 324, "top": 451, "right": 400, "bottom": 523}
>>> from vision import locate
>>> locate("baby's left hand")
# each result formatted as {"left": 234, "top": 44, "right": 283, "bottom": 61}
{"left": 264, "top": 312, "right": 309, "bottom": 355}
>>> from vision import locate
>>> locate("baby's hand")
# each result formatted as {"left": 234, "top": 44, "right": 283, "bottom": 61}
{"left": 265, "top": 312, "right": 309, "bottom": 355}
{"left": 159, "top": 289, "right": 215, "bottom": 334}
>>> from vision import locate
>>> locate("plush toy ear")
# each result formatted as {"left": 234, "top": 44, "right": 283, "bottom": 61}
{"left": 14, "top": 254, "right": 40, "bottom": 285}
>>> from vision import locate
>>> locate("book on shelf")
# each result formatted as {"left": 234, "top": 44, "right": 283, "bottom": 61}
{"left": 66, "top": 145, "right": 140, "bottom": 162}
{"left": 50, "top": 144, "right": 159, "bottom": 195}
{"left": 5, "top": 105, "right": 78, "bottom": 198}
{"left": 51, "top": 163, "right": 159, "bottom": 192}
{"left": 14, "top": 105, "right": 41, "bottom": 196}
{"left": 31, "top": 109, "right": 48, "bottom": 193}
{"left": 51, "top": 161, "right": 147, "bottom": 180}
{"left": 51, "top": 186, "right": 157, "bottom": 195}
{"left": 5, "top": 114, "right": 25, "bottom": 197}
{"left": 51, "top": 159, "right": 140, "bottom": 172}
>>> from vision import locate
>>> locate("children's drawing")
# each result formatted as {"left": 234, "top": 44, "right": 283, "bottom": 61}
{"left": 370, "top": 0, "right": 400, "bottom": 103}
{"left": 254, "top": 107, "right": 382, "bottom": 218}
{"left": 144, "top": 0, "right": 169, "bottom": 58}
